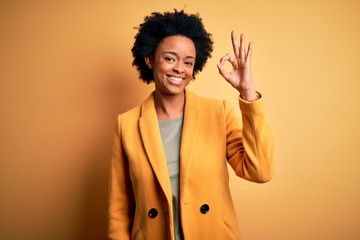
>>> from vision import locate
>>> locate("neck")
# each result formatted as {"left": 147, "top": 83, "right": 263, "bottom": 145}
{"left": 154, "top": 91, "right": 185, "bottom": 120}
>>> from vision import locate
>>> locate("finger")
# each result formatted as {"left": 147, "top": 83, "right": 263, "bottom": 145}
{"left": 231, "top": 31, "right": 240, "bottom": 59}
{"left": 219, "top": 54, "right": 237, "bottom": 70}
{"left": 217, "top": 54, "right": 235, "bottom": 80}
{"left": 217, "top": 63, "right": 230, "bottom": 80}
{"left": 246, "top": 42, "right": 253, "bottom": 64}
{"left": 240, "top": 33, "right": 245, "bottom": 60}
{"left": 218, "top": 53, "right": 232, "bottom": 66}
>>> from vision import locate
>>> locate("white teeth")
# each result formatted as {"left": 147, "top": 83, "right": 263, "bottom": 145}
{"left": 169, "top": 76, "right": 182, "bottom": 82}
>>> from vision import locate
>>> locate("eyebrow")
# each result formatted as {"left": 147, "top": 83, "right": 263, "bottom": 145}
{"left": 162, "top": 51, "right": 195, "bottom": 60}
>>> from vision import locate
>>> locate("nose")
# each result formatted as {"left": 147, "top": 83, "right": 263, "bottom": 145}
{"left": 173, "top": 62, "right": 184, "bottom": 74}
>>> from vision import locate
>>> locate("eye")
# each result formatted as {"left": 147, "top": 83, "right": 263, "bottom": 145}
{"left": 184, "top": 61, "right": 194, "bottom": 67}
{"left": 164, "top": 56, "right": 175, "bottom": 62}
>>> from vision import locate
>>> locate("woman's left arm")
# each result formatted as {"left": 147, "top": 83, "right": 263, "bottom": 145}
{"left": 219, "top": 32, "right": 274, "bottom": 182}
{"left": 224, "top": 97, "right": 274, "bottom": 183}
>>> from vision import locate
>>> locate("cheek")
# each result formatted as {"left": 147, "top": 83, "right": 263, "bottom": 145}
{"left": 187, "top": 68, "right": 194, "bottom": 77}
{"left": 158, "top": 63, "right": 172, "bottom": 73}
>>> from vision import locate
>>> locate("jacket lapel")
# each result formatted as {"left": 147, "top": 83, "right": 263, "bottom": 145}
{"left": 139, "top": 92, "right": 172, "bottom": 202}
{"left": 138, "top": 90, "right": 201, "bottom": 204}
{"left": 179, "top": 89, "right": 201, "bottom": 200}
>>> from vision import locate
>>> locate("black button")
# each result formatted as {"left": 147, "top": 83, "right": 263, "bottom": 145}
{"left": 148, "top": 208, "right": 158, "bottom": 218}
{"left": 200, "top": 204, "right": 209, "bottom": 214}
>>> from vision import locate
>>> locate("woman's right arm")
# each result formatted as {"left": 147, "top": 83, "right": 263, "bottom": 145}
{"left": 108, "top": 115, "right": 135, "bottom": 240}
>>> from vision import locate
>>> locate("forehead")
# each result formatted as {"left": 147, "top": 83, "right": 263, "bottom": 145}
{"left": 155, "top": 35, "right": 196, "bottom": 56}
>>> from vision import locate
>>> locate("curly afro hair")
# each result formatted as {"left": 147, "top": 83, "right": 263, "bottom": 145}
{"left": 131, "top": 10, "right": 214, "bottom": 84}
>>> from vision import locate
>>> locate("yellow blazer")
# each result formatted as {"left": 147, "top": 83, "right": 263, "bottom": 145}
{"left": 108, "top": 89, "right": 274, "bottom": 240}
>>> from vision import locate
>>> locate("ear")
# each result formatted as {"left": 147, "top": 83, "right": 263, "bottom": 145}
{"left": 144, "top": 56, "right": 153, "bottom": 69}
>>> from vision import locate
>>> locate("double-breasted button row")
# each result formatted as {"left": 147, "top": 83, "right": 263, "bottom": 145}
{"left": 148, "top": 204, "right": 210, "bottom": 219}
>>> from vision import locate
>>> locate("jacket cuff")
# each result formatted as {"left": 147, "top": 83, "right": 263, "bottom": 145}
{"left": 238, "top": 91, "right": 265, "bottom": 115}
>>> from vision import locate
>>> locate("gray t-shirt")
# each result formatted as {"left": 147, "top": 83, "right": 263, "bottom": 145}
{"left": 159, "top": 116, "right": 183, "bottom": 240}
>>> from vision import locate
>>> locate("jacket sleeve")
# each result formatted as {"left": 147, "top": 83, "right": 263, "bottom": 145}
{"left": 108, "top": 115, "right": 135, "bottom": 240}
{"left": 225, "top": 93, "right": 274, "bottom": 183}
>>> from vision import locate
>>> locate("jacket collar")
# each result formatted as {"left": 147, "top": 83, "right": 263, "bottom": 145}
{"left": 179, "top": 89, "right": 200, "bottom": 201}
{"left": 139, "top": 91, "right": 172, "bottom": 202}
{"left": 138, "top": 89, "right": 201, "bottom": 201}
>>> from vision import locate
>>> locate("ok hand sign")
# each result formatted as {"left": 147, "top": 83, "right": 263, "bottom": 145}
{"left": 217, "top": 31, "right": 259, "bottom": 101}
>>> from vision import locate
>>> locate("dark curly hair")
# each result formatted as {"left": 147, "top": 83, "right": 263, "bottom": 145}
{"left": 131, "top": 10, "right": 214, "bottom": 84}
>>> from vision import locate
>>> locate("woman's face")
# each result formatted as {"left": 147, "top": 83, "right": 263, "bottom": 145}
{"left": 146, "top": 35, "right": 196, "bottom": 96}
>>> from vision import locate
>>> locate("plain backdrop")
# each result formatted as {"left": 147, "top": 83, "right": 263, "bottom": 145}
{"left": 1, "top": 0, "right": 359, "bottom": 239}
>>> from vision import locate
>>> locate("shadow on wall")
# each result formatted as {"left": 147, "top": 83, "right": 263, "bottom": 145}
{"left": 78, "top": 144, "right": 109, "bottom": 240}
{"left": 76, "top": 60, "right": 152, "bottom": 240}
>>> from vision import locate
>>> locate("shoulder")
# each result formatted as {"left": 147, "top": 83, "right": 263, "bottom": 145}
{"left": 186, "top": 89, "right": 233, "bottom": 113}
{"left": 120, "top": 105, "right": 141, "bottom": 120}
{"left": 117, "top": 92, "right": 154, "bottom": 121}
{"left": 186, "top": 89, "right": 222, "bottom": 104}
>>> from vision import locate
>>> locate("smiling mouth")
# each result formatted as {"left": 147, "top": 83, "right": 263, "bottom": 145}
{"left": 167, "top": 76, "right": 183, "bottom": 84}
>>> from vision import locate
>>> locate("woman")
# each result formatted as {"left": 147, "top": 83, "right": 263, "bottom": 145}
{"left": 108, "top": 10, "right": 274, "bottom": 240}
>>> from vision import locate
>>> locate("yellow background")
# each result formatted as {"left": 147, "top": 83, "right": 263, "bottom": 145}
{"left": 1, "top": 0, "right": 359, "bottom": 239}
